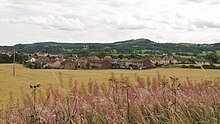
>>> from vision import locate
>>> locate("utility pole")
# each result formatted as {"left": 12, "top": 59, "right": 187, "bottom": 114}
{"left": 13, "top": 49, "right": 16, "bottom": 76}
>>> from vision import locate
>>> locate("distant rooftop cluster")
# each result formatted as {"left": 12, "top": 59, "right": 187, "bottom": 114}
{"left": 23, "top": 51, "right": 213, "bottom": 70}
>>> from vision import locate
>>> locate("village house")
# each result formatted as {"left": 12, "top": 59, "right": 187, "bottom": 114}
{"left": 36, "top": 57, "right": 51, "bottom": 69}
{"left": 150, "top": 56, "right": 178, "bottom": 65}
{"left": 62, "top": 59, "right": 77, "bottom": 70}
{"left": 77, "top": 57, "right": 88, "bottom": 69}
{"left": 128, "top": 59, "right": 154, "bottom": 70}
{"left": 88, "top": 60, "right": 112, "bottom": 69}
{"left": 118, "top": 58, "right": 129, "bottom": 68}
{"left": 61, "top": 59, "right": 77, "bottom": 70}
{"left": 0, "top": 50, "right": 14, "bottom": 57}
{"left": 166, "top": 56, "right": 178, "bottom": 64}
{"left": 87, "top": 56, "right": 100, "bottom": 61}
{"left": 103, "top": 56, "right": 114, "bottom": 62}
{"left": 27, "top": 57, "right": 37, "bottom": 63}
{"left": 35, "top": 52, "right": 49, "bottom": 57}
{"left": 150, "top": 57, "right": 165, "bottom": 65}
{"left": 65, "top": 56, "right": 78, "bottom": 60}
{"left": 48, "top": 59, "right": 62, "bottom": 69}
{"left": 76, "top": 56, "right": 102, "bottom": 69}
{"left": 49, "top": 53, "right": 64, "bottom": 59}
{"left": 37, "top": 56, "right": 50, "bottom": 63}
{"left": 110, "top": 58, "right": 120, "bottom": 64}
{"left": 26, "top": 55, "right": 50, "bottom": 63}
{"left": 195, "top": 58, "right": 213, "bottom": 65}
{"left": 176, "top": 57, "right": 190, "bottom": 64}
{"left": 150, "top": 56, "right": 158, "bottom": 65}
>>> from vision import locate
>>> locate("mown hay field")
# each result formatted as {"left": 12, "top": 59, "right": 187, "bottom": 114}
{"left": 0, "top": 64, "right": 220, "bottom": 103}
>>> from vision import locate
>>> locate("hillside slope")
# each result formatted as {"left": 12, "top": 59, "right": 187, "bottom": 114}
{"left": 0, "top": 39, "right": 219, "bottom": 55}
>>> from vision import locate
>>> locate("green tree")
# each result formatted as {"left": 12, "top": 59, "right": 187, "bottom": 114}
{"left": 0, "top": 54, "right": 12, "bottom": 63}
{"left": 12, "top": 53, "right": 28, "bottom": 64}
{"left": 89, "top": 52, "right": 96, "bottom": 56}
{"left": 118, "top": 54, "right": 124, "bottom": 59}
{"left": 96, "top": 51, "right": 107, "bottom": 58}
{"left": 77, "top": 48, "right": 90, "bottom": 57}
{"left": 206, "top": 51, "right": 219, "bottom": 63}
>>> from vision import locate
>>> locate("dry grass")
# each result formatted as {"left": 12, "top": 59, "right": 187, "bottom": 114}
{"left": 0, "top": 64, "right": 220, "bottom": 104}
{"left": 0, "top": 69, "right": 219, "bottom": 123}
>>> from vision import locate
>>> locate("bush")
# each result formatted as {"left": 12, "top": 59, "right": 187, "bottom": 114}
{"left": 181, "top": 65, "right": 188, "bottom": 68}
{"left": 24, "top": 61, "right": 42, "bottom": 69}
{"left": 25, "top": 62, "right": 34, "bottom": 68}
{"left": 202, "top": 65, "right": 220, "bottom": 69}
{"left": 112, "top": 63, "right": 120, "bottom": 69}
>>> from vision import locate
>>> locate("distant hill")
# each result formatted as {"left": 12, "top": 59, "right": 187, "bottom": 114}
{"left": 0, "top": 39, "right": 220, "bottom": 56}
{"left": 113, "top": 38, "right": 155, "bottom": 45}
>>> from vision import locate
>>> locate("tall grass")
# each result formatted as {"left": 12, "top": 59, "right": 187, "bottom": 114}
{"left": 0, "top": 72, "right": 220, "bottom": 124}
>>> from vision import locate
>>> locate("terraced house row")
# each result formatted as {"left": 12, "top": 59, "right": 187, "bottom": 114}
{"left": 26, "top": 55, "right": 156, "bottom": 70}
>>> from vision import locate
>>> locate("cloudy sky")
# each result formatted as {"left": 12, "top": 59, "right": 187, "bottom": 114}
{"left": 0, "top": 0, "right": 220, "bottom": 45}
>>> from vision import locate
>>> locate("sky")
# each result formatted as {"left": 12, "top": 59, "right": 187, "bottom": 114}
{"left": 0, "top": 0, "right": 220, "bottom": 45}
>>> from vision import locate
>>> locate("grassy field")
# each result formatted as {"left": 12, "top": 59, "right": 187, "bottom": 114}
{"left": 0, "top": 64, "right": 220, "bottom": 123}
{"left": 0, "top": 64, "right": 220, "bottom": 103}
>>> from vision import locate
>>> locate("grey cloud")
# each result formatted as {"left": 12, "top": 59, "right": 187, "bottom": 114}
{"left": 0, "top": 18, "right": 15, "bottom": 23}
{"left": 99, "top": 14, "right": 147, "bottom": 30}
{"left": 0, "top": 15, "right": 86, "bottom": 31}
{"left": 186, "top": 0, "right": 204, "bottom": 3}
{"left": 102, "top": 20, "right": 146, "bottom": 30}
{"left": 210, "top": 0, "right": 220, "bottom": 5}
{"left": 11, "top": 0, "right": 63, "bottom": 4}
{"left": 24, "top": 15, "right": 86, "bottom": 30}
{"left": 100, "top": 0, "right": 143, "bottom": 7}
{"left": 184, "top": 0, "right": 220, "bottom": 4}
{"left": 193, "top": 20, "right": 220, "bottom": 29}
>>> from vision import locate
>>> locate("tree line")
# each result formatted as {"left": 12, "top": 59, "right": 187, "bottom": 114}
{"left": 1, "top": 39, "right": 220, "bottom": 55}
{"left": 0, "top": 53, "right": 28, "bottom": 64}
